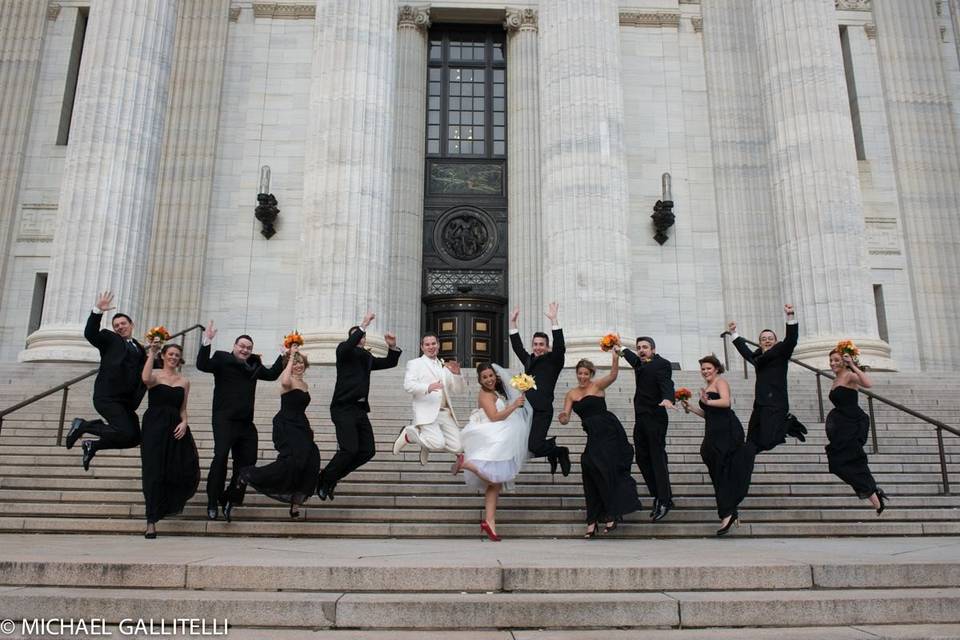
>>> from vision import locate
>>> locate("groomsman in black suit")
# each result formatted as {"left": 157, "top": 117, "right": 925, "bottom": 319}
{"left": 509, "top": 302, "right": 571, "bottom": 476}
{"left": 317, "top": 311, "right": 401, "bottom": 501}
{"left": 196, "top": 320, "right": 284, "bottom": 521}
{"left": 65, "top": 291, "right": 147, "bottom": 471}
{"left": 729, "top": 303, "right": 807, "bottom": 453}
{"left": 621, "top": 336, "right": 675, "bottom": 521}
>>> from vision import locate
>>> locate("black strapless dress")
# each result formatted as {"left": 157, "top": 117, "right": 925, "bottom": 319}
{"left": 140, "top": 384, "right": 200, "bottom": 524}
{"left": 572, "top": 395, "right": 641, "bottom": 523}
{"left": 240, "top": 389, "right": 321, "bottom": 505}
{"left": 699, "top": 391, "right": 756, "bottom": 519}
{"left": 825, "top": 386, "right": 878, "bottom": 498}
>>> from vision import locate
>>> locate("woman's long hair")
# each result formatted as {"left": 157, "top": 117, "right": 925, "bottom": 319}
{"left": 476, "top": 362, "right": 507, "bottom": 397}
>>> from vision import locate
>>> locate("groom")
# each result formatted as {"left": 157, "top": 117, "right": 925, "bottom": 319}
{"left": 509, "top": 302, "right": 571, "bottom": 476}
{"left": 394, "top": 332, "right": 466, "bottom": 464}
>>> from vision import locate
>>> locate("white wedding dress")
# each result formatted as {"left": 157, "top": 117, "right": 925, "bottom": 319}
{"left": 460, "top": 364, "right": 533, "bottom": 491}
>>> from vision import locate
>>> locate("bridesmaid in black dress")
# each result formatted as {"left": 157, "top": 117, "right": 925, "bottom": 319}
{"left": 825, "top": 349, "right": 887, "bottom": 514}
{"left": 558, "top": 349, "right": 640, "bottom": 538}
{"left": 240, "top": 344, "right": 321, "bottom": 518}
{"left": 139, "top": 342, "right": 200, "bottom": 539}
{"left": 681, "top": 355, "right": 756, "bottom": 536}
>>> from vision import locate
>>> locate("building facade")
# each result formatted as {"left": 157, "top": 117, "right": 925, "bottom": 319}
{"left": 1, "top": 0, "right": 959, "bottom": 371}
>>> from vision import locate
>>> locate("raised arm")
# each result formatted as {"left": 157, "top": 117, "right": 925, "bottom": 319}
{"left": 258, "top": 352, "right": 285, "bottom": 381}
{"left": 546, "top": 302, "right": 564, "bottom": 360}
{"left": 372, "top": 332, "right": 401, "bottom": 371}
{"left": 594, "top": 348, "right": 620, "bottom": 391}
{"left": 279, "top": 348, "right": 295, "bottom": 389}
{"left": 141, "top": 343, "right": 160, "bottom": 387}
{"left": 844, "top": 354, "right": 872, "bottom": 389}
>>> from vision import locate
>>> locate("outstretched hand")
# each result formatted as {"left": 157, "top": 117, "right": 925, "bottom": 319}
{"left": 204, "top": 320, "right": 217, "bottom": 341}
{"left": 545, "top": 301, "right": 559, "bottom": 323}
{"left": 784, "top": 303, "right": 795, "bottom": 317}
{"left": 509, "top": 306, "right": 520, "bottom": 326}
{"left": 384, "top": 331, "right": 397, "bottom": 349}
{"left": 444, "top": 360, "right": 461, "bottom": 375}
{"left": 558, "top": 410, "right": 570, "bottom": 425}
{"left": 727, "top": 320, "right": 737, "bottom": 334}
{"left": 660, "top": 398, "right": 675, "bottom": 410}
{"left": 361, "top": 310, "right": 375, "bottom": 329}
{"left": 95, "top": 291, "right": 115, "bottom": 313}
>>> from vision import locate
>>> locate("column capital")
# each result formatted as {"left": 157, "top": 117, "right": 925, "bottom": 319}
{"left": 835, "top": 0, "right": 872, "bottom": 11}
{"left": 504, "top": 7, "right": 537, "bottom": 32}
{"left": 398, "top": 4, "right": 430, "bottom": 30}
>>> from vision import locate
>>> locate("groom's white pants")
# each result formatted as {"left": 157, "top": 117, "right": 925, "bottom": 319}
{"left": 403, "top": 409, "right": 462, "bottom": 454}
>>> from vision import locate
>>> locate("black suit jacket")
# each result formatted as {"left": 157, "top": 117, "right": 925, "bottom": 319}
{"left": 509, "top": 328, "right": 565, "bottom": 412}
{"left": 622, "top": 350, "right": 675, "bottom": 414}
{"left": 330, "top": 328, "right": 401, "bottom": 412}
{"left": 84, "top": 311, "right": 147, "bottom": 407}
{"left": 196, "top": 343, "right": 284, "bottom": 422}
{"left": 733, "top": 322, "right": 798, "bottom": 409}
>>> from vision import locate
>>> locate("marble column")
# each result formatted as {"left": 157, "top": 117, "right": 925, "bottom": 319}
{"left": 0, "top": 1, "right": 47, "bottom": 305}
{"left": 752, "top": 0, "right": 889, "bottom": 367}
{"left": 296, "top": 0, "right": 396, "bottom": 363}
{"left": 387, "top": 4, "right": 429, "bottom": 359}
{"left": 538, "top": 0, "right": 630, "bottom": 363}
{"left": 873, "top": 0, "right": 960, "bottom": 371}
{"left": 700, "top": 0, "right": 780, "bottom": 337}
{"left": 505, "top": 7, "right": 543, "bottom": 365}
{"left": 142, "top": 0, "right": 230, "bottom": 348}
{"left": 23, "top": 0, "right": 179, "bottom": 362}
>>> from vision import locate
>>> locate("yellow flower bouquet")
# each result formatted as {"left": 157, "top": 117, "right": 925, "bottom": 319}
{"left": 510, "top": 372, "right": 537, "bottom": 392}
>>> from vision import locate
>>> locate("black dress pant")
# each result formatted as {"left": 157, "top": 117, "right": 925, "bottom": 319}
{"left": 633, "top": 407, "right": 671, "bottom": 503}
{"left": 83, "top": 398, "right": 141, "bottom": 450}
{"left": 528, "top": 407, "right": 561, "bottom": 459}
{"left": 747, "top": 404, "right": 788, "bottom": 453}
{"left": 206, "top": 415, "right": 258, "bottom": 508}
{"left": 320, "top": 404, "right": 376, "bottom": 491}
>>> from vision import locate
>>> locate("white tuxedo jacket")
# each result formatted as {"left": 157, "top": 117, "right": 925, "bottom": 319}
{"left": 403, "top": 355, "right": 467, "bottom": 426}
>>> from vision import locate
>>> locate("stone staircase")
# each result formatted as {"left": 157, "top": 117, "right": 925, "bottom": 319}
{"left": 0, "top": 360, "right": 958, "bottom": 538}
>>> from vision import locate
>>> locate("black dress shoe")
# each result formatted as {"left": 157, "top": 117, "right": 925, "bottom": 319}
{"left": 207, "top": 507, "right": 218, "bottom": 521}
{"left": 650, "top": 498, "right": 659, "bottom": 519}
{"left": 786, "top": 414, "right": 807, "bottom": 442}
{"left": 317, "top": 485, "right": 330, "bottom": 501}
{"left": 222, "top": 501, "right": 233, "bottom": 523}
{"left": 144, "top": 531, "right": 157, "bottom": 539}
{"left": 652, "top": 500, "right": 671, "bottom": 522}
{"left": 557, "top": 447, "right": 571, "bottom": 477}
{"left": 548, "top": 455, "right": 558, "bottom": 475}
{"left": 81, "top": 440, "right": 96, "bottom": 471}
{"left": 65, "top": 418, "right": 85, "bottom": 449}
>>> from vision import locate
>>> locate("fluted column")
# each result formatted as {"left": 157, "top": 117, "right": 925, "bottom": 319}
{"left": 538, "top": 0, "right": 630, "bottom": 363}
{"left": 873, "top": 0, "right": 960, "bottom": 371}
{"left": 752, "top": 0, "right": 888, "bottom": 366}
{"left": 0, "top": 2, "right": 47, "bottom": 305}
{"left": 701, "top": 0, "right": 780, "bottom": 336}
{"left": 387, "top": 4, "right": 429, "bottom": 359}
{"left": 505, "top": 7, "right": 543, "bottom": 365}
{"left": 296, "top": 0, "right": 396, "bottom": 363}
{"left": 23, "top": 0, "right": 179, "bottom": 362}
{"left": 142, "top": 0, "right": 231, "bottom": 347}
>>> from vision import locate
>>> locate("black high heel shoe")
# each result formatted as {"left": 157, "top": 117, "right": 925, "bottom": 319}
{"left": 583, "top": 523, "right": 598, "bottom": 539}
{"left": 717, "top": 512, "right": 739, "bottom": 536}
{"left": 289, "top": 503, "right": 300, "bottom": 519}
{"left": 602, "top": 520, "right": 618, "bottom": 535}
{"left": 875, "top": 488, "right": 889, "bottom": 515}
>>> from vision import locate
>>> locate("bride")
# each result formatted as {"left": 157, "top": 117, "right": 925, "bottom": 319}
{"left": 452, "top": 362, "right": 533, "bottom": 541}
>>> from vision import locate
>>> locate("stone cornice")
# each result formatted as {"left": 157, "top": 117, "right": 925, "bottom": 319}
{"left": 47, "top": 3, "right": 60, "bottom": 21}
{"left": 865, "top": 22, "right": 876, "bottom": 39}
{"left": 691, "top": 16, "right": 703, "bottom": 33}
{"left": 398, "top": 5, "right": 430, "bottom": 30}
{"left": 835, "top": 0, "right": 871, "bottom": 11}
{"left": 504, "top": 7, "right": 537, "bottom": 32}
{"left": 229, "top": 7, "right": 241, "bottom": 22}
{"left": 619, "top": 11, "right": 680, "bottom": 28}
{"left": 252, "top": 3, "right": 315, "bottom": 20}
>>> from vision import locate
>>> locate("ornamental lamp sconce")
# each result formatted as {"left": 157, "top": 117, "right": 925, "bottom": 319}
{"left": 255, "top": 165, "right": 279, "bottom": 239}
{"left": 651, "top": 172, "right": 675, "bottom": 245}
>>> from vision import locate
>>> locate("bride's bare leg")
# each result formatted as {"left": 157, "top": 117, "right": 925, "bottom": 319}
{"left": 484, "top": 483, "right": 500, "bottom": 531}
{"left": 460, "top": 459, "right": 495, "bottom": 485}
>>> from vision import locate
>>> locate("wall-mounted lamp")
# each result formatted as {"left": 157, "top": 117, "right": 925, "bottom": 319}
{"left": 651, "top": 172, "right": 675, "bottom": 245}
{"left": 255, "top": 165, "right": 279, "bottom": 239}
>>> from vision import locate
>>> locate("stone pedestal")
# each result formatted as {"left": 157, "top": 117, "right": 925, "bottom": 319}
{"left": 873, "top": 0, "right": 960, "bottom": 371}
{"left": 142, "top": 0, "right": 231, "bottom": 347}
{"left": 387, "top": 4, "right": 430, "bottom": 358}
{"left": 538, "top": 0, "right": 631, "bottom": 364}
{"left": 22, "top": 0, "right": 179, "bottom": 362}
{"left": 295, "top": 0, "right": 396, "bottom": 363}
{"left": 753, "top": 0, "right": 889, "bottom": 368}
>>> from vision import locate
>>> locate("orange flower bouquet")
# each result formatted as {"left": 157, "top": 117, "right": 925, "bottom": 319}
{"left": 510, "top": 372, "right": 537, "bottom": 392}
{"left": 835, "top": 339, "right": 861, "bottom": 366}
{"left": 599, "top": 333, "right": 620, "bottom": 352}
{"left": 675, "top": 387, "right": 692, "bottom": 403}
{"left": 283, "top": 331, "right": 304, "bottom": 349}
{"left": 144, "top": 326, "right": 171, "bottom": 344}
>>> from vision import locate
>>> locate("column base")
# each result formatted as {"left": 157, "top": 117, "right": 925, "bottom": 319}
{"left": 298, "top": 330, "right": 391, "bottom": 365}
{"left": 792, "top": 337, "right": 895, "bottom": 371}
{"left": 20, "top": 326, "right": 99, "bottom": 363}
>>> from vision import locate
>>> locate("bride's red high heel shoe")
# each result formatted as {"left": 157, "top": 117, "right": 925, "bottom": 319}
{"left": 480, "top": 520, "right": 501, "bottom": 542}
